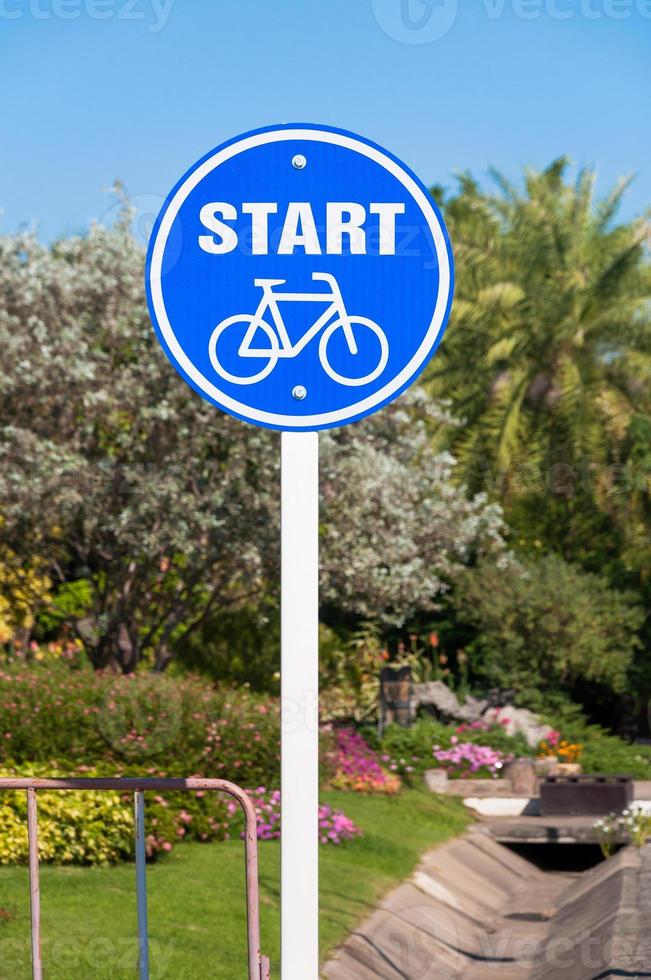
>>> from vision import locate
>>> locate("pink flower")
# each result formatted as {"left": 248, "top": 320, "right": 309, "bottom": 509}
{"left": 433, "top": 741, "right": 512, "bottom": 780}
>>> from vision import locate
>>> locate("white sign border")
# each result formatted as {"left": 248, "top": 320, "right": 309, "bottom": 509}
{"left": 149, "top": 127, "right": 452, "bottom": 429}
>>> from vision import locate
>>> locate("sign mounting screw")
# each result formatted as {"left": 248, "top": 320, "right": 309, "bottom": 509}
{"left": 292, "top": 385, "right": 307, "bottom": 400}
{"left": 292, "top": 154, "right": 307, "bottom": 170}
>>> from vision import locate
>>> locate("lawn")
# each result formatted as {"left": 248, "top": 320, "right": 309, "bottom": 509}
{"left": 0, "top": 789, "right": 469, "bottom": 978}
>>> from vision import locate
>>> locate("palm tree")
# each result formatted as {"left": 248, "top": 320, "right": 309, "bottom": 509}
{"left": 427, "top": 159, "right": 651, "bottom": 562}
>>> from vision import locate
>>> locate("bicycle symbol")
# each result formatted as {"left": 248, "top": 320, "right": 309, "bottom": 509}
{"left": 208, "top": 272, "right": 389, "bottom": 386}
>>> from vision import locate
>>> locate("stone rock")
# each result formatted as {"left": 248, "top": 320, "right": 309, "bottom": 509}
{"left": 414, "top": 680, "right": 460, "bottom": 713}
{"left": 424, "top": 769, "right": 448, "bottom": 793}
{"left": 483, "top": 704, "right": 554, "bottom": 748}
{"left": 535, "top": 755, "right": 559, "bottom": 777}
{"left": 461, "top": 695, "right": 489, "bottom": 722}
{"left": 413, "top": 680, "right": 553, "bottom": 749}
{"left": 504, "top": 758, "right": 539, "bottom": 796}
{"left": 413, "top": 681, "right": 486, "bottom": 722}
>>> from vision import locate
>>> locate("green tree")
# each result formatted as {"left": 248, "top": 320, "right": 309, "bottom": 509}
{"left": 452, "top": 554, "right": 644, "bottom": 711}
{"left": 0, "top": 213, "right": 507, "bottom": 671}
{"left": 0, "top": 222, "right": 280, "bottom": 672}
{"left": 428, "top": 159, "right": 651, "bottom": 566}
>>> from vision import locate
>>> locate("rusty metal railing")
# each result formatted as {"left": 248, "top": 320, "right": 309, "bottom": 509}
{"left": 0, "top": 777, "right": 271, "bottom": 980}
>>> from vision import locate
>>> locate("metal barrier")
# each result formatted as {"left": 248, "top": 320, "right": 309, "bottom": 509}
{"left": 0, "top": 777, "right": 271, "bottom": 980}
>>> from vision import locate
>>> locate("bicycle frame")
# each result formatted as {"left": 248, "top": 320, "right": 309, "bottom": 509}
{"left": 241, "top": 274, "right": 358, "bottom": 358}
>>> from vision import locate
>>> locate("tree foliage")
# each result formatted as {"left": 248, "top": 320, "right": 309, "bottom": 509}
{"left": 0, "top": 215, "right": 506, "bottom": 670}
{"left": 453, "top": 554, "right": 644, "bottom": 709}
{"left": 320, "top": 391, "right": 508, "bottom": 624}
{"left": 0, "top": 546, "right": 50, "bottom": 646}
{"left": 0, "top": 222, "right": 279, "bottom": 670}
{"left": 429, "top": 159, "right": 651, "bottom": 568}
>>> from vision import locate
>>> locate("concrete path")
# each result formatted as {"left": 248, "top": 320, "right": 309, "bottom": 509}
{"left": 322, "top": 832, "right": 651, "bottom": 979}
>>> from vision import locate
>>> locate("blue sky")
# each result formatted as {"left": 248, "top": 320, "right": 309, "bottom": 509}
{"left": 1, "top": 0, "right": 649, "bottom": 241}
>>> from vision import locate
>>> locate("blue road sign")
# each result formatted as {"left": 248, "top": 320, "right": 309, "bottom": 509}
{"left": 146, "top": 123, "right": 454, "bottom": 431}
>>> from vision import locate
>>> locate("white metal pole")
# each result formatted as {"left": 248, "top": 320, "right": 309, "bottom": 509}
{"left": 281, "top": 430, "right": 319, "bottom": 979}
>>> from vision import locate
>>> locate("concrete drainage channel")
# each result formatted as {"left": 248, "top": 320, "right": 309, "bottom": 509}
{"left": 321, "top": 830, "right": 651, "bottom": 979}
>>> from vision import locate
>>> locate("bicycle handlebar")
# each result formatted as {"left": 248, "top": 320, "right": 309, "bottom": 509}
{"left": 311, "top": 272, "right": 338, "bottom": 286}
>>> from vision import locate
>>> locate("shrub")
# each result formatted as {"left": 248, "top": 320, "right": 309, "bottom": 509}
{"left": 452, "top": 555, "right": 643, "bottom": 709}
{"left": 0, "top": 665, "right": 364, "bottom": 864}
{"left": 452, "top": 720, "right": 532, "bottom": 757}
{"left": 0, "top": 662, "right": 280, "bottom": 788}
{"left": 0, "top": 763, "right": 135, "bottom": 866}
{"left": 317, "top": 805, "right": 362, "bottom": 845}
{"left": 367, "top": 718, "right": 455, "bottom": 775}
{"left": 564, "top": 728, "right": 651, "bottom": 778}
{"left": 373, "top": 715, "right": 651, "bottom": 782}
{"left": 370, "top": 717, "right": 533, "bottom": 779}
{"left": 236, "top": 788, "right": 282, "bottom": 841}
{"left": 542, "top": 705, "right": 651, "bottom": 778}
{"left": 0, "top": 761, "right": 243, "bottom": 864}
{"left": 0, "top": 763, "right": 361, "bottom": 866}
{"left": 318, "top": 624, "right": 387, "bottom": 724}
{"left": 580, "top": 738, "right": 651, "bottom": 778}
{"left": 375, "top": 716, "right": 651, "bottom": 780}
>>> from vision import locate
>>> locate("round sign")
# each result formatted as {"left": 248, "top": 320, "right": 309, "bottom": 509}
{"left": 146, "top": 123, "right": 454, "bottom": 431}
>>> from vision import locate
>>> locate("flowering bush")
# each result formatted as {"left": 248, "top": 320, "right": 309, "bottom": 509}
{"left": 227, "top": 787, "right": 361, "bottom": 845}
{"left": 371, "top": 717, "right": 531, "bottom": 778}
{"left": 0, "top": 663, "right": 280, "bottom": 788}
{"left": 0, "top": 665, "right": 368, "bottom": 864}
{"left": 455, "top": 719, "right": 503, "bottom": 735}
{"left": 378, "top": 752, "right": 420, "bottom": 782}
{"left": 329, "top": 729, "right": 401, "bottom": 794}
{"left": 538, "top": 733, "right": 583, "bottom": 764}
{"left": 235, "top": 788, "right": 281, "bottom": 841}
{"left": 318, "top": 804, "right": 361, "bottom": 845}
{"left": 433, "top": 739, "right": 513, "bottom": 779}
{"left": 2, "top": 637, "right": 84, "bottom": 667}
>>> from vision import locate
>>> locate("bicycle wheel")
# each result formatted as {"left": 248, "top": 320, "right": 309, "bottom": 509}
{"left": 208, "top": 315, "right": 279, "bottom": 385}
{"left": 319, "top": 316, "right": 389, "bottom": 387}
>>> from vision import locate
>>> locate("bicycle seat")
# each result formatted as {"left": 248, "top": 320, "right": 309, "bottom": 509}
{"left": 254, "top": 278, "right": 286, "bottom": 288}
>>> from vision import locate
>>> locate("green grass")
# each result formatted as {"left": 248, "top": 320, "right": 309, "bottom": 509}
{"left": 0, "top": 789, "right": 469, "bottom": 978}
